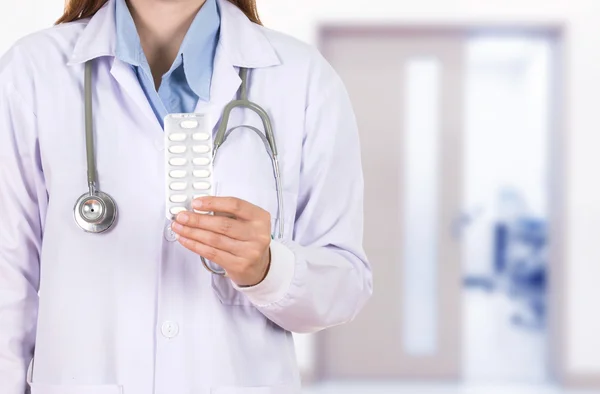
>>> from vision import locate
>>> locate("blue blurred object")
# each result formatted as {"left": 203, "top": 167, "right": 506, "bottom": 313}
{"left": 506, "top": 217, "right": 547, "bottom": 329}
{"left": 463, "top": 213, "right": 548, "bottom": 330}
{"left": 494, "top": 223, "right": 509, "bottom": 274}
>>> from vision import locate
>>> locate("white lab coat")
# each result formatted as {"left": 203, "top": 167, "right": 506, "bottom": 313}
{"left": 0, "top": 1, "right": 372, "bottom": 393}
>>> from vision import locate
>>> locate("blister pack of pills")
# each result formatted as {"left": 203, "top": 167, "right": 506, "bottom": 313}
{"left": 164, "top": 113, "right": 213, "bottom": 220}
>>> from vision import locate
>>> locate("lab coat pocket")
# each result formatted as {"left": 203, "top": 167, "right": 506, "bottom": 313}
{"left": 209, "top": 180, "right": 290, "bottom": 306}
{"left": 28, "top": 383, "right": 123, "bottom": 394}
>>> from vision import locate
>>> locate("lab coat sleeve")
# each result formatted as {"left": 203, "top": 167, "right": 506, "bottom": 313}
{"left": 235, "top": 62, "right": 373, "bottom": 334}
{"left": 0, "top": 75, "right": 44, "bottom": 392}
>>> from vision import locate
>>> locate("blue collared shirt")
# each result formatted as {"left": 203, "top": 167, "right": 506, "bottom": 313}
{"left": 114, "top": 0, "right": 220, "bottom": 127}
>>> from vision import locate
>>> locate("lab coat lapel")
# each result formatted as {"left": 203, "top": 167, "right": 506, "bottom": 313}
{"left": 68, "top": 0, "right": 161, "bottom": 135}
{"left": 110, "top": 59, "right": 163, "bottom": 134}
{"left": 195, "top": 44, "right": 241, "bottom": 133}
{"left": 196, "top": 0, "right": 282, "bottom": 131}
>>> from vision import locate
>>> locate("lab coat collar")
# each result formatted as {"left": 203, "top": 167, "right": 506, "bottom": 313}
{"left": 215, "top": 0, "right": 281, "bottom": 68}
{"left": 68, "top": 0, "right": 281, "bottom": 69}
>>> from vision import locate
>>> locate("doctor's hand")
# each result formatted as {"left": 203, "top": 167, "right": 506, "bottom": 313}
{"left": 170, "top": 197, "right": 272, "bottom": 287}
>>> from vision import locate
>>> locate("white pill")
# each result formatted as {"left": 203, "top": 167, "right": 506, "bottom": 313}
{"left": 170, "top": 206, "right": 187, "bottom": 215}
{"left": 193, "top": 157, "right": 211, "bottom": 166}
{"left": 194, "top": 209, "right": 210, "bottom": 214}
{"left": 192, "top": 145, "right": 210, "bottom": 153}
{"left": 168, "top": 133, "right": 186, "bottom": 142}
{"left": 192, "top": 133, "right": 210, "bottom": 141}
{"left": 180, "top": 120, "right": 199, "bottom": 129}
{"left": 168, "top": 145, "right": 186, "bottom": 154}
{"left": 193, "top": 169, "right": 211, "bottom": 178}
{"left": 169, "top": 158, "right": 187, "bottom": 166}
{"left": 169, "top": 170, "right": 187, "bottom": 178}
{"left": 193, "top": 181, "right": 211, "bottom": 190}
{"left": 169, "top": 182, "right": 187, "bottom": 191}
{"left": 169, "top": 194, "right": 187, "bottom": 203}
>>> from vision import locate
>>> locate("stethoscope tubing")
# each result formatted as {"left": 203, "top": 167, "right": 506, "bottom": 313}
{"left": 75, "top": 62, "right": 284, "bottom": 277}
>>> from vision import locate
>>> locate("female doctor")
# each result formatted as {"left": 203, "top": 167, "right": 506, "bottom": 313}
{"left": 0, "top": 0, "right": 372, "bottom": 393}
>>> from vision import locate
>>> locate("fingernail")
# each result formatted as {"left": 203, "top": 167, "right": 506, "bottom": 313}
{"left": 192, "top": 199, "right": 203, "bottom": 209}
{"left": 171, "top": 222, "right": 183, "bottom": 231}
{"left": 177, "top": 212, "right": 190, "bottom": 224}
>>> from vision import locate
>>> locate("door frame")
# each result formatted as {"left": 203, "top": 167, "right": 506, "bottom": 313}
{"left": 313, "top": 23, "right": 568, "bottom": 386}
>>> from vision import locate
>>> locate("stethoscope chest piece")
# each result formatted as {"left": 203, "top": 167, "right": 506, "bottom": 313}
{"left": 74, "top": 191, "right": 117, "bottom": 233}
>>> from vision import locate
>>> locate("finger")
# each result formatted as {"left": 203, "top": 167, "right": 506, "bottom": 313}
{"left": 174, "top": 213, "right": 252, "bottom": 241}
{"left": 171, "top": 223, "right": 247, "bottom": 256}
{"left": 192, "top": 196, "right": 267, "bottom": 221}
{"left": 177, "top": 235, "right": 243, "bottom": 268}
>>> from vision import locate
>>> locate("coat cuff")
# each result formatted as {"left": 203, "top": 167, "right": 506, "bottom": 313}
{"left": 233, "top": 240, "right": 295, "bottom": 307}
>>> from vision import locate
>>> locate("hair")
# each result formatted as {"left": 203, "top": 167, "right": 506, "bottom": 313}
{"left": 56, "top": 0, "right": 261, "bottom": 25}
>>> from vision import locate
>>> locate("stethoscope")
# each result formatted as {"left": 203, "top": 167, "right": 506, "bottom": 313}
{"left": 74, "top": 61, "right": 284, "bottom": 276}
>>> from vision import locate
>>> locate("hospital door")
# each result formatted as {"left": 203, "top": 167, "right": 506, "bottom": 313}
{"left": 316, "top": 29, "right": 465, "bottom": 379}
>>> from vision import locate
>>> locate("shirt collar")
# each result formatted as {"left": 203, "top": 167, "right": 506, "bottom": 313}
{"left": 114, "top": 0, "right": 220, "bottom": 100}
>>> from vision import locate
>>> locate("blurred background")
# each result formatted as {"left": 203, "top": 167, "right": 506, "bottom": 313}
{"left": 2, "top": 0, "right": 600, "bottom": 393}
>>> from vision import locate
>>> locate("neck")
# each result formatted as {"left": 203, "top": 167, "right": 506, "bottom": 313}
{"left": 126, "top": 0, "right": 207, "bottom": 88}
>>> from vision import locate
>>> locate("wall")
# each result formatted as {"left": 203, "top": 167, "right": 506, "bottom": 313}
{"left": 258, "top": 0, "right": 600, "bottom": 382}
{"left": 0, "top": 0, "right": 63, "bottom": 55}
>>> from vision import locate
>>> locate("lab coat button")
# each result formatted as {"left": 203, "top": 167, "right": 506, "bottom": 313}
{"left": 164, "top": 224, "right": 177, "bottom": 242}
{"left": 161, "top": 321, "right": 179, "bottom": 338}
